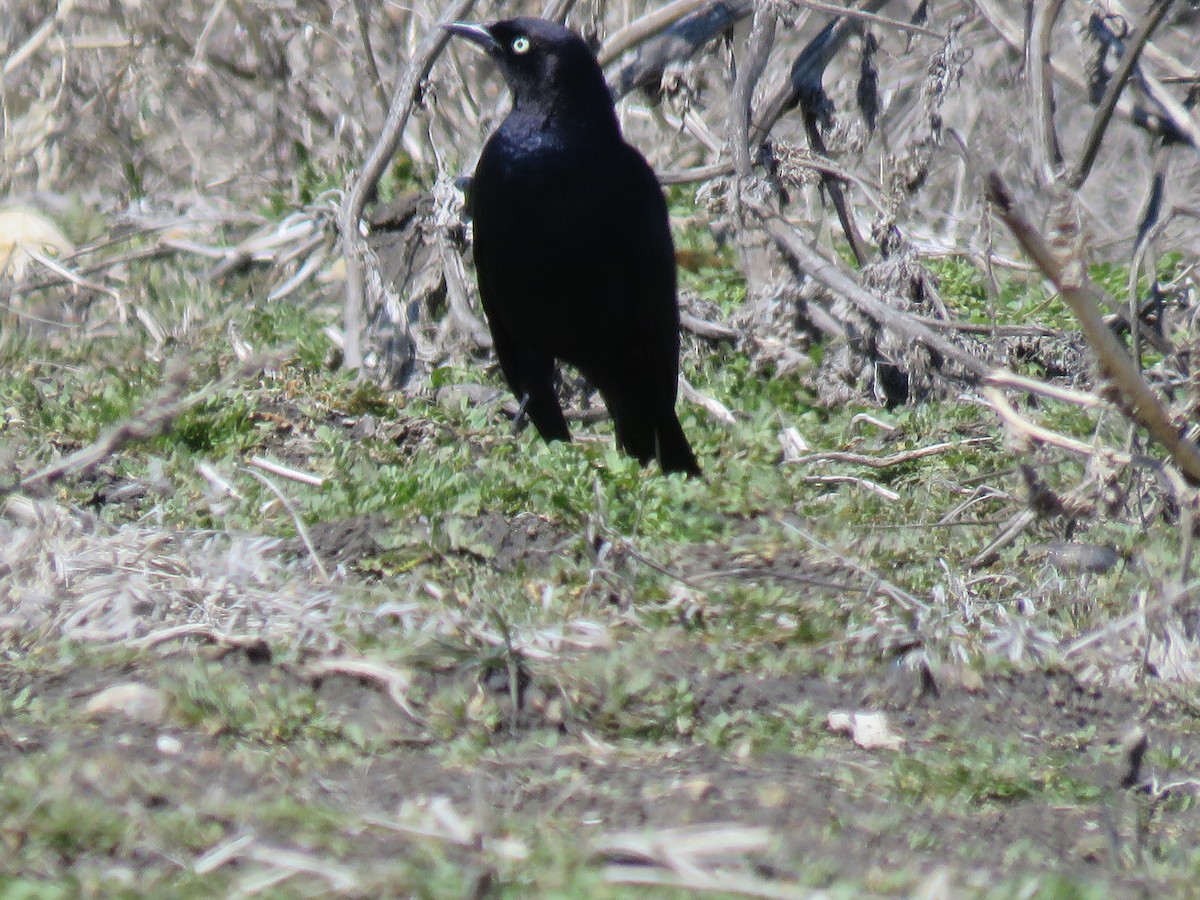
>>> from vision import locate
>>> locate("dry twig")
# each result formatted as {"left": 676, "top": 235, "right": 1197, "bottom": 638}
{"left": 1069, "top": 0, "right": 1176, "bottom": 191}
{"left": 788, "top": 437, "right": 992, "bottom": 469}
{"left": 751, "top": 203, "right": 993, "bottom": 380}
{"left": 12, "top": 356, "right": 276, "bottom": 494}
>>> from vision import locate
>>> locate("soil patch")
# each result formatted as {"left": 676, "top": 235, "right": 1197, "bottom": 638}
{"left": 5, "top": 648, "right": 1191, "bottom": 893}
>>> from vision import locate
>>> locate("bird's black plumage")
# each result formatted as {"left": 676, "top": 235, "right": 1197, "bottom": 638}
{"left": 446, "top": 18, "right": 701, "bottom": 476}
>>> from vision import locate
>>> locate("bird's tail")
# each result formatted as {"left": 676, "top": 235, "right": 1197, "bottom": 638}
{"left": 653, "top": 412, "right": 702, "bottom": 477}
{"left": 605, "top": 390, "right": 701, "bottom": 477}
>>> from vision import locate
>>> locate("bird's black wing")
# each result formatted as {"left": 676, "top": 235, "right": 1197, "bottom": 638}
{"left": 592, "top": 143, "right": 699, "bottom": 476}
{"left": 470, "top": 128, "right": 573, "bottom": 443}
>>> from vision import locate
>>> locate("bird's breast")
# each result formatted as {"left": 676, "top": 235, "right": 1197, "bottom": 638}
{"left": 474, "top": 135, "right": 630, "bottom": 253}
{"left": 469, "top": 125, "right": 673, "bottom": 364}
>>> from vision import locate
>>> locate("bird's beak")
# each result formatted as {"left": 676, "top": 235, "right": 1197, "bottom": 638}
{"left": 442, "top": 22, "right": 501, "bottom": 55}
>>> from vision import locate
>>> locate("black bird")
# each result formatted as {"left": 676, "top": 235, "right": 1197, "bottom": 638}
{"left": 444, "top": 18, "right": 701, "bottom": 476}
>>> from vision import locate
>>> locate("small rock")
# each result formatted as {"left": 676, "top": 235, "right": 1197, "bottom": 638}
{"left": 680, "top": 777, "right": 713, "bottom": 801}
{"left": 156, "top": 734, "right": 183, "bottom": 755}
{"left": 828, "top": 709, "right": 904, "bottom": 750}
{"left": 1037, "top": 541, "right": 1123, "bottom": 574}
{"left": 84, "top": 683, "right": 167, "bottom": 724}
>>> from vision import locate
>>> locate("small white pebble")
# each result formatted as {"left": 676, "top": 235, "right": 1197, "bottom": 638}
{"left": 156, "top": 734, "right": 183, "bottom": 755}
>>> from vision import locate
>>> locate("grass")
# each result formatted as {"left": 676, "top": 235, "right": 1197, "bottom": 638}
{"left": 1, "top": 199, "right": 1198, "bottom": 897}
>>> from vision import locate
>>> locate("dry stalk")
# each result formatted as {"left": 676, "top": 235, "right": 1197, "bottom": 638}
{"left": 788, "top": 437, "right": 993, "bottom": 469}
{"left": 679, "top": 375, "right": 736, "bottom": 425}
{"left": 972, "top": 0, "right": 1200, "bottom": 148}
{"left": 789, "top": 0, "right": 943, "bottom": 40}
{"left": 128, "top": 624, "right": 268, "bottom": 651}
{"left": 679, "top": 309, "right": 739, "bottom": 340}
{"left": 352, "top": 0, "right": 391, "bottom": 117}
{"left": 602, "top": 865, "right": 819, "bottom": 899}
{"left": 306, "top": 657, "right": 422, "bottom": 721}
{"left": 984, "top": 386, "right": 1134, "bottom": 465}
{"left": 728, "top": 4, "right": 776, "bottom": 180}
{"left": 1027, "top": 0, "right": 1067, "bottom": 182}
{"left": 800, "top": 473, "right": 900, "bottom": 500}
{"left": 0, "top": 0, "right": 77, "bottom": 78}
{"left": 247, "top": 455, "right": 325, "bottom": 487}
{"left": 984, "top": 370, "right": 1104, "bottom": 408}
{"left": 242, "top": 466, "right": 331, "bottom": 584}
{"left": 987, "top": 173, "right": 1200, "bottom": 484}
{"left": 597, "top": 0, "right": 714, "bottom": 65}
{"left": 238, "top": 845, "right": 360, "bottom": 893}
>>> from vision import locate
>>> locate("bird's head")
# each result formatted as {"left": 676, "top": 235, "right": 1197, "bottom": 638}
{"left": 444, "top": 18, "right": 614, "bottom": 122}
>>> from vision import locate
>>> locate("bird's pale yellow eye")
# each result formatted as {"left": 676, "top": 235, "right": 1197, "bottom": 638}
{"left": 512, "top": 36, "right": 531, "bottom": 54}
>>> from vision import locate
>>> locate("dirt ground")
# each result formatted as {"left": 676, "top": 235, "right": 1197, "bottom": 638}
{"left": 4, "top": 624, "right": 1193, "bottom": 896}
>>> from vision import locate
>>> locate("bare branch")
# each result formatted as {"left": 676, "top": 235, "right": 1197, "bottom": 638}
{"left": 750, "top": 203, "right": 994, "bottom": 380}
{"left": 1027, "top": 0, "right": 1067, "bottom": 182}
{"left": 728, "top": 4, "right": 776, "bottom": 179}
{"left": 598, "top": 0, "right": 714, "bottom": 66}
{"left": 339, "top": 0, "right": 479, "bottom": 372}
{"left": 987, "top": 172, "right": 1200, "bottom": 484}
{"left": 789, "top": 0, "right": 944, "bottom": 40}
{"left": 1069, "top": 0, "right": 1176, "bottom": 191}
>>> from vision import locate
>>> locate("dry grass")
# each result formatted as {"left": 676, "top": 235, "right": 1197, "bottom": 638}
{"left": 1, "top": 495, "right": 347, "bottom": 648}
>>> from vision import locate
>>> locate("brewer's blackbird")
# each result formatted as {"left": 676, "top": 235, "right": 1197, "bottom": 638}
{"left": 445, "top": 18, "right": 701, "bottom": 476}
